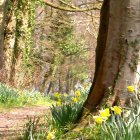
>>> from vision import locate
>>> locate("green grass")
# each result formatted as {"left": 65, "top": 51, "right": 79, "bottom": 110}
{"left": 0, "top": 83, "right": 54, "bottom": 109}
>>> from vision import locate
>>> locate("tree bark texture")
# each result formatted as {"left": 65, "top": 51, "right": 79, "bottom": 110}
{"left": 0, "top": 0, "right": 6, "bottom": 69}
{"left": 84, "top": 0, "right": 140, "bottom": 112}
{"left": 4, "top": 0, "right": 32, "bottom": 85}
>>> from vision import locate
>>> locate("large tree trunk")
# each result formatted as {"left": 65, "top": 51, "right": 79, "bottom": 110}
{"left": 84, "top": 0, "right": 140, "bottom": 112}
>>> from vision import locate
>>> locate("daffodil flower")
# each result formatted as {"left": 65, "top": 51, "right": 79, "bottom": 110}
{"left": 100, "top": 108, "right": 111, "bottom": 119}
{"left": 111, "top": 106, "right": 122, "bottom": 115}
{"left": 75, "top": 90, "right": 81, "bottom": 97}
{"left": 54, "top": 92, "right": 61, "bottom": 98}
{"left": 93, "top": 116, "right": 104, "bottom": 124}
{"left": 127, "top": 85, "right": 135, "bottom": 93}
{"left": 63, "top": 93, "right": 68, "bottom": 97}
{"left": 57, "top": 99, "right": 62, "bottom": 106}
{"left": 46, "top": 131, "right": 55, "bottom": 140}
{"left": 72, "top": 97, "right": 79, "bottom": 103}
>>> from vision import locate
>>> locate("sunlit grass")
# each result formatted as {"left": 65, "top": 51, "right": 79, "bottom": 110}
{"left": 0, "top": 83, "right": 55, "bottom": 110}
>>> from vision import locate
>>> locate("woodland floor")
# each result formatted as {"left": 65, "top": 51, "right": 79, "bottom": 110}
{"left": 0, "top": 106, "right": 49, "bottom": 140}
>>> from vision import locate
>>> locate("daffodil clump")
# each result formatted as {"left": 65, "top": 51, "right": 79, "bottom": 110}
{"left": 71, "top": 90, "right": 81, "bottom": 103}
{"left": 93, "top": 106, "right": 122, "bottom": 124}
{"left": 53, "top": 90, "right": 83, "bottom": 105}
{"left": 54, "top": 92, "right": 63, "bottom": 106}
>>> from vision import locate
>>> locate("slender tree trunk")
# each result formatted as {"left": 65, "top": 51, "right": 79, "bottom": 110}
{"left": 46, "top": 81, "right": 52, "bottom": 94}
{"left": 84, "top": 0, "right": 140, "bottom": 112}
{"left": 4, "top": 0, "right": 17, "bottom": 82}
{"left": 66, "top": 70, "right": 70, "bottom": 93}
{"left": 0, "top": 0, "right": 6, "bottom": 69}
{"left": 4, "top": 0, "right": 33, "bottom": 85}
{"left": 58, "top": 71, "right": 63, "bottom": 93}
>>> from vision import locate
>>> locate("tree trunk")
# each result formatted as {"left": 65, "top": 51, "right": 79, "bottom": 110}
{"left": 4, "top": 0, "right": 17, "bottom": 83}
{"left": 84, "top": 0, "right": 140, "bottom": 112}
{"left": 4, "top": 0, "right": 34, "bottom": 85}
{"left": 66, "top": 70, "right": 70, "bottom": 94}
{"left": 0, "top": 0, "right": 6, "bottom": 69}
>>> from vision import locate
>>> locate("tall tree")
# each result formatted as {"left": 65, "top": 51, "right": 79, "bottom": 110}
{"left": 0, "top": 0, "right": 6, "bottom": 69}
{"left": 84, "top": 0, "right": 140, "bottom": 112}
{"left": 3, "top": 0, "right": 36, "bottom": 85}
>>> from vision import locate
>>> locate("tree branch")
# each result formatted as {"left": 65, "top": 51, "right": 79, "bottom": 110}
{"left": 43, "top": 0, "right": 101, "bottom": 12}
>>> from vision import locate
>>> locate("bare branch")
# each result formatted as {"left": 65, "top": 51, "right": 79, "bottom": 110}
{"left": 42, "top": 0, "right": 101, "bottom": 12}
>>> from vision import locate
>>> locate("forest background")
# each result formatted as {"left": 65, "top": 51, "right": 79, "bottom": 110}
{"left": 0, "top": 0, "right": 100, "bottom": 94}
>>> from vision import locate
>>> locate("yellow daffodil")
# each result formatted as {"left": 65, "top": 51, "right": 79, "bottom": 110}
{"left": 111, "top": 106, "right": 122, "bottom": 115}
{"left": 63, "top": 93, "right": 68, "bottom": 97}
{"left": 57, "top": 99, "right": 62, "bottom": 106}
{"left": 72, "top": 97, "right": 79, "bottom": 103}
{"left": 57, "top": 101, "right": 62, "bottom": 106}
{"left": 93, "top": 116, "right": 104, "bottom": 124}
{"left": 100, "top": 108, "right": 111, "bottom": 119}
{"left": 58, "top": 99, "right": 62, "bottom": 102}
{"left": 46, "top": 131, "right": 55, "bottom": 140}
{"left": 127, "top": 85, "right": 135, "bottom": 93}
{"left": 54, "top": 92, "right": 61, "bottom": 98}
{"left": 75, "top": 90, "right": 81, "bottom": 97}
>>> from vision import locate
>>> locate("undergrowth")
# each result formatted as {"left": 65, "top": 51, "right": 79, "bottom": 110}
{"left": 21, "top": 85, "right": 140, "bottom": 140}
{"left": 1, "top": 82, "right": 140, "bottom": 140}
{"left": 0, "top": 83, "right": 53, "bottom": 109}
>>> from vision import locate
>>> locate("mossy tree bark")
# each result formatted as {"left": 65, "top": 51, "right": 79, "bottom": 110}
{"left": 4, "top": 0, "right": 34, "bottom": 85}
{"left": 84, "top": 0, "right": 140, "bottom": 112}
{"left": 0, "top": 0, "right": 6, "bottom": 69}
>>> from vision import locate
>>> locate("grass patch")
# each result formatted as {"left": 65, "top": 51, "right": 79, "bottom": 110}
{"left": 0, "top": 83, "right": 54, "bottom": 109}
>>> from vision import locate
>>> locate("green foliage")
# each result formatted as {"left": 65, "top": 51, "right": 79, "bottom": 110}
{"left": 50, "top": 102, "right": 83, "bottom": 132}
{"left": 21, "top": 87, "right": 89, "bottom": 140}
{"left": 23, "top": 116, "right": 40, "bottom": 140}
{"left": 0, "top": 83, "right": 19, "bottom": 104}
{"left": 15, "top": 0, "right": 42, "bottom": 71}
{"left": 0, "top": 83, "right": 53, "bottom": 108}
{"left": 22, "top": 116, "right": 49, "bottom": 140}
{"left": 20, "top": 85, "right": 140, "bottom": 140}
{"left": 21, "top": 103, "right": 84, "bottom": 140}
{"left": 60, "top": 124, "right": 101, "bottom": 140}
{"left": 101, "top": 102, "right": 140, "bottom": 140}
{"left": 59, "top": 36, "right": 84, "bottom": 56}
{"left": 22, "top": 1, "right": 36, "bottom": 69}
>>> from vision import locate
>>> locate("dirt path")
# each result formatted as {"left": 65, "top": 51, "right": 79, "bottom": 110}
{"left": 0, "top": 106, "right": 50, "bottom": 140}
